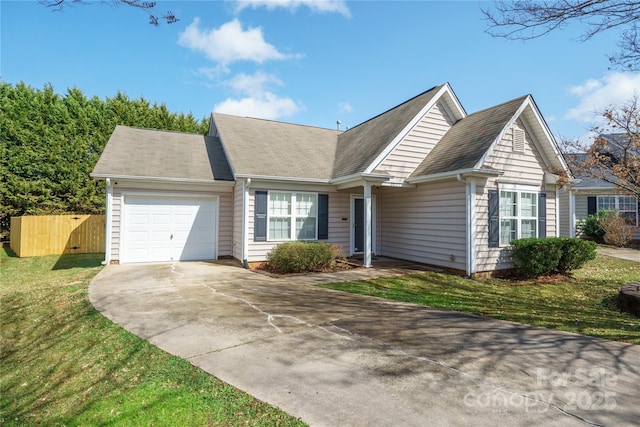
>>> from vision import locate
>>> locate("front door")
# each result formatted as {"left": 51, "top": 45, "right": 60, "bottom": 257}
{"left": 351, "top": 196, "right": 375, "bottom": 255}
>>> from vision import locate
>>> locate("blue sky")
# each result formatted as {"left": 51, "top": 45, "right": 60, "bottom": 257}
{"left": 2, "top": 0, "right": 639, "bottom": 141}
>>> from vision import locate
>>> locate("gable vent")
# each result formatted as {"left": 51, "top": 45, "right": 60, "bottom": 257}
{"left": 513, "top": 128, "right": 525, "bottom": 152}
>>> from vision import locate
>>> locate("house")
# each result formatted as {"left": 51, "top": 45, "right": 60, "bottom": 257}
{"left": 559, "top": 134, "right": 640, "bottom": 238}
{"left": 91, "top": 83, "right": 570, "bottom": 276}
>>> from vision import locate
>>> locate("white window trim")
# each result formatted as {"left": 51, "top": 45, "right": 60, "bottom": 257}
{"left": 498, "top": 184, "right": 539, "bottom": 246}
{"left": 597, "top": 195, "right": 639, "bottom": 226}
{"left": 267, "top": 191, "right": 319, "bottom": 241}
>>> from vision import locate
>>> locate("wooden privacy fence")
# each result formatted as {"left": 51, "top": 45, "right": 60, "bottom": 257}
{"left": 10, "top": 215, "right": 105, "bottom": 257}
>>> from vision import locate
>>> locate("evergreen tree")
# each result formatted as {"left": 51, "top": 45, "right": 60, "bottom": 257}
{"left": 0, "top": 81, "right": 209, "bottom": 237}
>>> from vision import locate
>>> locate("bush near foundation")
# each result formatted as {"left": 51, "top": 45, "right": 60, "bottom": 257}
{"left": 266, "top": 242, "right": 344, "bottom": 274}
{"left": 511, "top": 238, "right": 596, "bottom": 277}
{"left": 576, "top": 212, "right": 606, "bottom": 242}
{"left": 599, "top": 211, "right": 636, "bottom": 247}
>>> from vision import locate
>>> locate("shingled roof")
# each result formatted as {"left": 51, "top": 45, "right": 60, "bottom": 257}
{"left": 410, "top": 95, "right": 529, "bottom": 177}
{"left": 332, "top": 85, "right": 444, "bottom": 178}
{"left": 94, "top": 86, "right": 559, "bottom": 186}
{"left": 212, "top": 113, "right": 341, "bottom": 180}
{"left": 91, "top": 125, "right": 233, "bottom": 182}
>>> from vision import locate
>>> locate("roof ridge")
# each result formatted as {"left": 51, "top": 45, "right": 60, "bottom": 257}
{"left": 115, "top": 124, "right": 206, "bottom": 136}
{"left": 212, "top": 112, "right": 341, "bottom": 133}
{"left": 465, "top": 94, "right": 529, "bottom": 117}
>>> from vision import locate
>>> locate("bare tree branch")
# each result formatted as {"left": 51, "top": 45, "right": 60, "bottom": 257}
{"left": 483, "top": 1, "right": 640, "bottom": 70}
{"left": 39, "top": 0, "right": 178, "bottom": 26}
{"left": 561, "top": 95, "right": 640, "bottom": 197}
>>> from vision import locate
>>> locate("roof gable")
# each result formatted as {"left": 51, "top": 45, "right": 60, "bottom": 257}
{"left": 332, "top": 83, "right": 465, "bottom": 178}
{"left": 411, "top": 95, "right": 568, "bottom": 178}
{"left": 91, "top": 125, "right": 233, "bottom": 182}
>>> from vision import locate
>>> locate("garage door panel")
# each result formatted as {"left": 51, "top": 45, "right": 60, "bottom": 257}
{"left": 123, "top": 195, "right": 217, "bottom": 263}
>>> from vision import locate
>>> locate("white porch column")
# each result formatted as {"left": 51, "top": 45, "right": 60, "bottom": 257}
{"left": 364, "top": 183, "right": 372, "bottom": 268}
{"left": 242, "top": 178, "right": 251, "bottom": 268}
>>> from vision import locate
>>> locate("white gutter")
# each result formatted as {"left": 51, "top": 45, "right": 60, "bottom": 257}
{"left": 235, "top": 174, "right": 331, "bottom": 184}
{"left": 89, "top": 174, "right": 235, "bottom": 186}
{"left": 329, "top": 172, "right": 391, "bottom": 185}
{"left": 407, "top": 168, "right": 502, "bottom": 185}
{"left": 102, "top": 178, "right": 113, "bottom": 265}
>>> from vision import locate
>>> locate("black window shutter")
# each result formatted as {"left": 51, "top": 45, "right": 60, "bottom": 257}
{"left": 587, "top": 196, "right": 597, "bottom": 215}
{"left": 488, "top": 190, "right": 499, "bottom": 247}
{"left": 254, "top": 191, "right": 267, "bottom": 241}
{"left": 538, "top": 193, "right": 547, "bottom": 238}
{"left": 318, "top": 194, "right": 329, "bottom": 240}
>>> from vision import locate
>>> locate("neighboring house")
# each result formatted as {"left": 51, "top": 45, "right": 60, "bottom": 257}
{"left": 91, "top": 83, "right": 569, "bottom": 276}
{"left": 559, "top": 134, "right": 640, "bottom": 238}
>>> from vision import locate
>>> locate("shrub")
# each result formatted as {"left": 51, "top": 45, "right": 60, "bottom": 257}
{"left": 511, "top": 237, "right": 596, "bottom": 277}
{"left": 511, "top": 238, "right": 563, "bottom": 277}
{"left": 556, "top": 238, "right": 597, "bottom": 274}
{"left": 576, "top": 213, "right": 605, "bottom": 242}
{"left": 599, "top": 211, "right": 635, "bottom": 247}
{"left": 266, "top": 242, "right": 344, "bottom": 274}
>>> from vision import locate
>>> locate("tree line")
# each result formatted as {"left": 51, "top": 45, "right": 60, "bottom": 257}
{"left": 0, "top": 81, "right": 209, "bottom": 237}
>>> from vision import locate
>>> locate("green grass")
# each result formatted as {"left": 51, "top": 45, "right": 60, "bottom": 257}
{"left": 319, "top": 254, "right": 640, "bottom": 344}
{"left": 0, "top": 248, "right": 305, "bottom": 426}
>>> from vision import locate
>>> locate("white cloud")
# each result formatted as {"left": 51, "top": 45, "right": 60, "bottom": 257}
{"left": 226, "top": 71, "right": 283, "bottom": 97}
{"left": 178, "top": 18, "right": 297, "bottom": 65}
{"left": 196, "top": 66, "right": 227, "bottom": 80}
{"left": 214, "top": 92, "right": 301, "bottom": 120}
{"left": 564, "top": 72, "right": 640, "bottom": 122}
{"left": 338, "top": 101, "right": 353, "bottom": 113}
{"left": 235, "top": 0, "right": 350, "bottom": 17}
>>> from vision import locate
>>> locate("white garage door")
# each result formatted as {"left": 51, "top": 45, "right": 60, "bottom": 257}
{"left": 123, "top": 195, "right": 217, "bottom": 263}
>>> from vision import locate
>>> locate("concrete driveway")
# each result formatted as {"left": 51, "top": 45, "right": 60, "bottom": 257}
{"left": 90, "top": 261, "right": 640, "bottom": 427}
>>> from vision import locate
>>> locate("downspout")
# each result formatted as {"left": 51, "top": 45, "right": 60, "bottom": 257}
{"left": 102, "top": 177, "right": 113, "bottom": 265}
{"left": 242, "top": 178, "right": 251, "bottom": 268}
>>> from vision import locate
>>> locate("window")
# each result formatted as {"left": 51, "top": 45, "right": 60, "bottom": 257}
{"left": 499, "top": 190, "right": 537, "bottom": 245}
{"left": 267, "top": 192, "right": 317, "bottom": 240}
{"left": 597, "top": 195, "right": 638, "bottom": 226}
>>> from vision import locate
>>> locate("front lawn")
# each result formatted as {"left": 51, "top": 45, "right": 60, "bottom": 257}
{"left": 318, "top": 254, "right": 640, "bottom": 344}
{"left": 0, "top": 248, "right": 305, "bottom": 426}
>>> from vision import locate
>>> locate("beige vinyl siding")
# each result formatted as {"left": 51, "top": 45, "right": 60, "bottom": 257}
{"left": 233, "top": 180, "right": 243, "bottom": 260}
{"left": 328, "top": 191, "right": 351, "bottom": 256}
{"left": 109, "top": 181, "right": 233, "bottom": 262}
{"left": 547, "top": 187, "right": 558, "bottom": 237}
{"left": 575, "top": 194, "right": 590, "bottom": 220}
{"left": 558, "top": 189, "right": 571, "bottom": 237}
{"left": 379, "top": 180, "right": 467, "bottom": 271}
{"left": 476, "top": 121, "right": 558, "bottom": 272}
{"left": 376, "top": 101, "right": 454, "bottom": 184}
{"left": 482, "top": 120, "right": 545, "bottom": 184}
